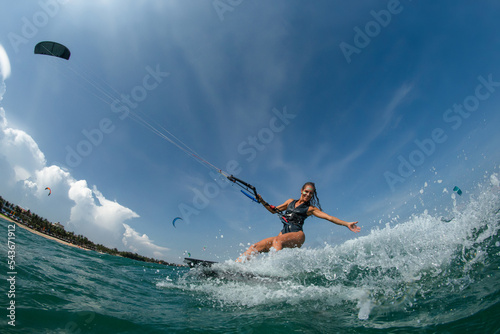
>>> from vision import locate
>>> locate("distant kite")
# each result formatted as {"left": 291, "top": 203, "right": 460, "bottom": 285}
{"left": 453, "top": 186, "right": 462, "bottom": 196}
{"left": 45, "top": 187, "right": 51, "bottom": 196}
{"left": 172, "top": 217, "right": 183, "bottom": 228}
{"left": 34, "top": 41, "right": 71, "bottom": 60}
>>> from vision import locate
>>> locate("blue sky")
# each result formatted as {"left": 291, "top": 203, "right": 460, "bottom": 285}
{"left": 1, "top": 1, "right": 499, "bottom": 264}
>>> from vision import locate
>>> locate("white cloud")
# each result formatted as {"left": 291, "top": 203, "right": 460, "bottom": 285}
{"left": 0, "top": 111, "right": 46, "bottom": 178}
{"left": 0, "top": 44, "right": 11, "bottom": 81}
{"left": 0, "top": 87, "right": 170, "bottom": 260}
{"left": 68, "top": 181, "right": 139, "bottom": 232}
{"left": 33, "top": 165, "right": 71, "bottom": 197}
{"left": 0, "top": 82, "right": 5, "bottom": 102}
{"left": 122, "top": 223, "right": 170, "bottom": 259}
{"left": 66, "top": 180, "right": 141, "bottom": 246}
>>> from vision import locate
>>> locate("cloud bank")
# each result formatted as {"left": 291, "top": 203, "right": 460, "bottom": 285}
{"left": 0, "top": 45, "right": 170, "bottom": 260}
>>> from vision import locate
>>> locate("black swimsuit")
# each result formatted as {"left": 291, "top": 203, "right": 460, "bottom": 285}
{"left": 280, "top": 200, "right": 310, "bottom": 234}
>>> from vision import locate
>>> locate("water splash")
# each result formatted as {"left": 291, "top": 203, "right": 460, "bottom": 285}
{"left": 163, "top": 175, "right": 500, "bottom": 325}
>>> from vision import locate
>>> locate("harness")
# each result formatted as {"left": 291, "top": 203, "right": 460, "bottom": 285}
{"left": 280, "top": 200, "right": 309, "bottom": 234}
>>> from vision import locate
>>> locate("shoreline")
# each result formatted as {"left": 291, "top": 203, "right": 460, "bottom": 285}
{"left": 1, "top": 212, "right": 183, "bottom": 266}
{"left": 1, "top": 214, "right": 90, "bottom": 251}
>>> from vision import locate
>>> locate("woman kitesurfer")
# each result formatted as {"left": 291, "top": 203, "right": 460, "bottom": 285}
{"left": 237, "top": 182, "right": 360, "bottom": 261}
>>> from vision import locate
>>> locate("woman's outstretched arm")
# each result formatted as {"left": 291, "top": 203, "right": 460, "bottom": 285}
{"left": 309, "top": 207, "right": 360, "bottom": 232}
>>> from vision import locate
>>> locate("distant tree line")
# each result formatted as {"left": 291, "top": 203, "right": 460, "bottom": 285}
{"left": 0, "top": 195, "right": 181, "bottom": 267}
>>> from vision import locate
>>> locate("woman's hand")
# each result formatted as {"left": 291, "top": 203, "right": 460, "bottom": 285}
{"left": 256, "top": 194, "right": 264, "bottom": 204}
{"left": 347, "top": 221, "right": 360, "bottom": 233}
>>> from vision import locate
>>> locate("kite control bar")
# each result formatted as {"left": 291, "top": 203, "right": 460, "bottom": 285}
{"left": 227, "top": 175, "right": 260, "bottom": 203}
{"left": 227, "top": 175, "right": 284, "bottom": 219}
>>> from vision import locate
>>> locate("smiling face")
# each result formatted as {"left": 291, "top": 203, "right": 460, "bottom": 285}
{"left": 300, "top": 183, "right": 315, "bottom": 202}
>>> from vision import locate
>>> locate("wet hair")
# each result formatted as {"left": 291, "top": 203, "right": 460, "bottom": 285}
{"left": 302, "top": 182, "right": 322, "bottom": 211}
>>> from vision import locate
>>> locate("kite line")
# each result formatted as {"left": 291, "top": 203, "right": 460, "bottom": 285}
{"left": 34, "top": 41, "right": 279, "bottom": 209}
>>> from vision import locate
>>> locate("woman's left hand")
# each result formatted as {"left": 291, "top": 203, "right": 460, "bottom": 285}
{"left": 347, "top": 221, "right": 360, "bottom": 233}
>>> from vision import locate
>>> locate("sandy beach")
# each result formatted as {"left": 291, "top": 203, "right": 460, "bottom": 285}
{"left": 1, "top": 213, "right": 89, "bottom": 250}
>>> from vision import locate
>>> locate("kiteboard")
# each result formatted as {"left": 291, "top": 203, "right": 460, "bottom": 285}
{"left": 184, "top": 257, "right": 282, "bottom": 282}
{"left": 184, "top": 257, "right": 218, "bottom": 268}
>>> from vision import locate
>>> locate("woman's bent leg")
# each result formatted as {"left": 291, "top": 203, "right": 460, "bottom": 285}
{"left": 237, "top": 231, "right": 305, "bottom": 261}
{"left": 237, "top": 236, "right": 276, "bottom": 261}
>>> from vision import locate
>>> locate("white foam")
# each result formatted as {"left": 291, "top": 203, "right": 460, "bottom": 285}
{"left": 163, "top": 180, "right": 500, "bottom": 319}
{"left": 490, "top": 173, "right": 499, "bottom": 187}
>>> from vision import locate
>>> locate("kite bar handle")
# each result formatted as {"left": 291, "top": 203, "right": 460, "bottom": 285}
{"left": 228, "top": 175, "right": 283, "bottom": 215}
{"left": 241, "top": 190, "right": 259, "bottom": 203}
{"left": 228, "top": 175, "right": 257, "bottom": 195}
{"left": 228, "top": 175, "right": 269, "bottom": 205}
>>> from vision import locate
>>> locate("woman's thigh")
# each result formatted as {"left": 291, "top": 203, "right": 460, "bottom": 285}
{"left": 252, "top": 236, "right": 277, "bottom": 252}
{"left": 273, "top": 231, "right": 305, "bottom": 249}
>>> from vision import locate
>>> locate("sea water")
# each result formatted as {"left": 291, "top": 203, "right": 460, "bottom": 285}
{"left": 1, "top": 176, "right": 499, "bottom": 333}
